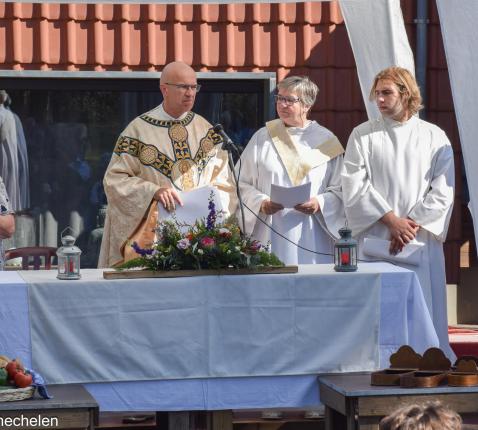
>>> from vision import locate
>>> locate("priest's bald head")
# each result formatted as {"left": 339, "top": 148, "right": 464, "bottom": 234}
{"left": 159, "top": 62, "right": 201, "bottom": 118}
{"left": 369, "top": 67, "right": 423, "bottom": 122}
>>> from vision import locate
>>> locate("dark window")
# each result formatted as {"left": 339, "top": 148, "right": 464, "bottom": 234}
{"left": 1, "top": 77, "right": 268, "bottom": 267}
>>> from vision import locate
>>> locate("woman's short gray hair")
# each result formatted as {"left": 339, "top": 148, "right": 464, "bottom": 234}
{"left": 277, "top": 76, "right": 319, "bottom": 107}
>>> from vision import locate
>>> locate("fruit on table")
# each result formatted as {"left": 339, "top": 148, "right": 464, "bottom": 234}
{"left": 5, "top": 359, "right": 24, "bottom": 381}
{"left": 14, "top": 371, "right": 33, "bottom": 388}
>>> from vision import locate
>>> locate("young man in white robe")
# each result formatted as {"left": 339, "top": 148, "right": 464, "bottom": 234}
{"left": 342, "top": 66, "right": 455, "bottom": 359}
{"left": 99, "top": 62, "right": 237, "bottom": 267}
{"left": 237, "top": 76, "right": 345, "bottom": 265}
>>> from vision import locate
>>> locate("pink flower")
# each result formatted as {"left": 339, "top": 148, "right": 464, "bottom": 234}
{"left": 200, "top": 237, "right": 215, "bottom": 248}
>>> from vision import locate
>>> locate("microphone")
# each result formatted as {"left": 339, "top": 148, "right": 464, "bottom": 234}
{"left": 212, "top": 123, "right": 246, "bottom": 237}
{"left": 213, "top": 124, "right": 234, "bottom": 147}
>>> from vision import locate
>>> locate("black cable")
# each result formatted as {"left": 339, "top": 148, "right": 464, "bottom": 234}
{"left": 221, "top": 141, "right": 246, "bottom": 238}
{"left": 231, "top": 144, "right": 387, "bottom": 264}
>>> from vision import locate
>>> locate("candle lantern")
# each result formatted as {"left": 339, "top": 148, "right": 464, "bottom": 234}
{"left": 334, "top": 225, "right": 358, "bottom": 272}
{"left": 56, "top": 228, "right": 82, "bottom": 280}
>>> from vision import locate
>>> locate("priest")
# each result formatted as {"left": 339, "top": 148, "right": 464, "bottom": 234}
{"left": 237, "top": 76, "right": 345, "bottom": 264}
{"left": 342, "top": 66, "right": 455, "bottom": 358}
{"left": 99, "top": 61, "right": 237, "bottom": 267}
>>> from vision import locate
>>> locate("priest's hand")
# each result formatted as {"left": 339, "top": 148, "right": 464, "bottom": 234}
{"left": 295, "top": 197, "right": 320, "bottom": 215}
{"left": 260, "top": 199, "right": 284, "bottom": 215}
{"left": 381, "top": 212, "right": 419, "bottom": 254}
{"left": 154, "top": 187, "right": 183, "bottom": 212}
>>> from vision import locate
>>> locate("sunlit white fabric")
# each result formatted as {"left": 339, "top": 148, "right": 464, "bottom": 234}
{"left": 436, "top": 0, "right": 478, "bottom": 257}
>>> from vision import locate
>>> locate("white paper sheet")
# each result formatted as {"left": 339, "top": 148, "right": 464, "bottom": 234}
{"left": 157, "top": 186, "right": 223, "bottom": 230}
{"left": 270, "top": 182, "right": 311, "bottom": 208}
{"left": 363, "top": 237, "right": 425, "bottom": 266}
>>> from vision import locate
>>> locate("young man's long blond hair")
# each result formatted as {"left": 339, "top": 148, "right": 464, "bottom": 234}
{"left": 369, "top": 67, "right": 423, "bottom": 116}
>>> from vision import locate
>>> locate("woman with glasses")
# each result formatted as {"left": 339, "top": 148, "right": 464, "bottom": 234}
{"left": 236, "top": 76, "right": 345, "bottom": 264}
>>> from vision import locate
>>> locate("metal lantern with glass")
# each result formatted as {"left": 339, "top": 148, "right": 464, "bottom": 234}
{"left": 56, "top": 228, "right": 82, "bottom": 280}
{"left": 334, "top": 225, "right": 358, "bottom": 272}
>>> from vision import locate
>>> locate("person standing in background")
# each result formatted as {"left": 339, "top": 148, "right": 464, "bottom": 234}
{"left": 0, "top": 176, "right": 15, "bottom": 270}
{"left": 0, "top": 90, "right": 20, "bottom": 211}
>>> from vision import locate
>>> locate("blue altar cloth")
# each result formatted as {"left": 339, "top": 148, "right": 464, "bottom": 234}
{"left": 27, "top": 266, "right": 382, "bottom": 383}
{"left": 0, "top": 263, "right": 438, "bottom": 411}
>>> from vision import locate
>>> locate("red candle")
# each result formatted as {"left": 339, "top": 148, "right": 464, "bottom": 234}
{"left": 69, "top": 260, "right": 75, "bottom": 272}
{"left": 341, "top": 251, "right": 350, "bottom": 265}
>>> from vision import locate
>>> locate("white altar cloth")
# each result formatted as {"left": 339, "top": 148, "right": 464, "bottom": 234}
{"left": 25, "top": 265, "right": 381, "bottom": 384}
{"left": 0, "top": 263, "right": 438, "bottom": 411}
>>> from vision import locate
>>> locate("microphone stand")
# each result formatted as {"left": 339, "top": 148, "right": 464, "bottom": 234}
{"left": 221, "top": 139, "right": 247, "bottom": 238}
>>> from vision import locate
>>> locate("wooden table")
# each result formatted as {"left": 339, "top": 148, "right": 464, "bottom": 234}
{"left": 318, "top": 373, "right": 478, "bottom": 430}
{"left": 0, "top": 385, "right": 98, "bottom": 430}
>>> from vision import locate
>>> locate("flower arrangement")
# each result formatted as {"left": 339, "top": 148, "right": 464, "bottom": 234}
{"left": 118, "top": 192, "right": 284, "bottom": 271}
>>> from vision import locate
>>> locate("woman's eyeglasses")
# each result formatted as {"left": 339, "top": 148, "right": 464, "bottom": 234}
{"left": 274, "top": 95, "right": 301, "bottom": 106}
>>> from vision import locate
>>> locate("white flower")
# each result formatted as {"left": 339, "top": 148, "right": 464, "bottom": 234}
{"left": 177, "top": 238, "right": 191, "bottom": 250}
{"left": 197, "top": 249, "right": 204, "bottom": 255}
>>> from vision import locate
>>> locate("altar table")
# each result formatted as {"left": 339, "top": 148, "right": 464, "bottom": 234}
{"left": 319, "top": 373, "right": 478, "bottom": 430}
{"left": 0, "top": 263, "right": 438, "bottom": 412}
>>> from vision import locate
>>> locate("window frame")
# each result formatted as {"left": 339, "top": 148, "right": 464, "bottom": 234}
{"left": 0, "top": 70, "right": 276, "bottom": 122}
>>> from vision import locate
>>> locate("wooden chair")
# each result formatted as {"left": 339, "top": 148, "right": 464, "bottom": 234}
{"left": 4, "top": 246, "right": 57, "bottom": 270}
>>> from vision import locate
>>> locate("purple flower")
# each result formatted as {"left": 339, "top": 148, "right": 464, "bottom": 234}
{"left": 132, "top": 241, "right": 153, "bottom": 256}
{"left": 206, "top": 197, "right": 216, "bottom": 230}
{"left": 177, "top": 238, "right": 191, "bottom": 250}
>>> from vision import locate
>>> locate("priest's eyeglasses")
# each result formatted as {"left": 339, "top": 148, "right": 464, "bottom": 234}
{"left": 274, "top": 95, "right": 301, "bottom": 106}
{"left": 164, "top": 83, "right": 202, "bottom": 92}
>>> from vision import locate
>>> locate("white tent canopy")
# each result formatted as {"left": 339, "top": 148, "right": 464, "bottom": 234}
{"left": 436, "top": 0, "right": 478, "bottom": 249}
